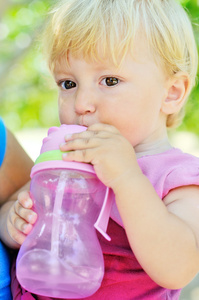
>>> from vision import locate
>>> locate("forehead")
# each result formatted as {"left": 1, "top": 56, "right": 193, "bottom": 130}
{"left": 53, "top": 53, "right": 119, "bottom": 76}
{"left": 52, "top": 32, "right": 158, "bottom": 73}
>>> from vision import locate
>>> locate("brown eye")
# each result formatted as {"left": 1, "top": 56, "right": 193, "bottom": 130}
{"left": 61, "top": 80, "right": 76, "bottom": 89}
{"left": 105, "top": 77, "right": 119, "bottom": 86}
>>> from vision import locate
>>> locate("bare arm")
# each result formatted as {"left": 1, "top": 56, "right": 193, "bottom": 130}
{"left": 0, "top": 128, "right": 35, "bottom": 248}
{"left": 113, "top": 175, "right": 199, "bottom": 289}
{"left": 0, "top": 128, "right": 33, "bottom": 204}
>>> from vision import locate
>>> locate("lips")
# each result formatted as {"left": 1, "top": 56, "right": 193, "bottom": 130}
{"left": 78, "top": 115, "right": 99, "bottom": 127}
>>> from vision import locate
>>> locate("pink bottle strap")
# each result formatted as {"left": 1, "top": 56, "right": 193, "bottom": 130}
{"left": 94, "top": 187, "right": 112, "bottom": 241}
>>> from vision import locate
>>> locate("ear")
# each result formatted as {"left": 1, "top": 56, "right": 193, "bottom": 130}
{"left": 161, "top": 73, "right": 190, "bottom": 115}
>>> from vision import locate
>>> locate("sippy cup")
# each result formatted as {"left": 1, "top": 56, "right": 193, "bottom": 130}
{"left": 16, "top": 125, "right": 112, "bottom": 299}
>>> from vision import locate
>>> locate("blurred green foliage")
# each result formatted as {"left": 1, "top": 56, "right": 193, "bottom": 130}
{"left": 0, "top": 0, "right": 59, "bottom": 131}
{"left": 0, "top": 0, "right": 199, "bottom": 133}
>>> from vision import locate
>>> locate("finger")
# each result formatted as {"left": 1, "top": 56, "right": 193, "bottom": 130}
{"left": 63, "top": 128, "right": 98, "bottom": 144}
{"left": 61, "top": 136, "right": 95, "bottom": 152}
{"left": 88, "top": 123, "right": 120, "bottom": 134}
{"left": 9, "top": 212, "right": 33, "bottom": 234}
{"left": 7, "top": 220, "right": 28, "bottom": 245}
{"left": 62, "top": 123, "right": 119, "bottom": 143}
{"left": 14, "top": 200, "right": 37, "bottom": 224}
{"left": 62, "top": 148, "right": 94, "bottom": 164}
{"left": 60, "top": 127, "right": 117, "bottom": 153}
{"left": 18, "top": 190, "right": 33, "bottom": 208}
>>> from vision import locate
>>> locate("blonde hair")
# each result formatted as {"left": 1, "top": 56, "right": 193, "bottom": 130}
{"left": 42, "top": 0, "right": 198, "bottom": 127}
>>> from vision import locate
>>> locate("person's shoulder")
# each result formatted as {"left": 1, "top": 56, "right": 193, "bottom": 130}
{"left": 138, "top": 148, "right": 199, "bottom": 197}
{"left": 167, "top": 147, "right": 199, "bottom": 167}
{"left": 163, "top": 148, "right": 199, "bottom": 197}
{"left": 139, "top": 148, "right": 199, "bottom": 199}
{"left": 138, "top": 147, "right": 199, "bottom": 168}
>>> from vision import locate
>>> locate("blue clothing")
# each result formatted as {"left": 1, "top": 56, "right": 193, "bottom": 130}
{"left": 0, "top": 243, "right": 12, "bottom": 300}
{"left": 0, "top": 118, "right": 12, "bottom": 300}
{"left": 0, "top": 118, "right": 6, "bottom": 166}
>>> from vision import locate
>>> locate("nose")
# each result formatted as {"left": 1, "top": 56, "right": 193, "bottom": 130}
{"left": 74, "top": 87, "right": 96, "bottom": 115}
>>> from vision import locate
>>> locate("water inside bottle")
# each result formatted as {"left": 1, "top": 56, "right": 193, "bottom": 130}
{"left": 17, "top": 248, "right": 104, "bottom": 298}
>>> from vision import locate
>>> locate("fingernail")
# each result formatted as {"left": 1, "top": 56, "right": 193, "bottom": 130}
{"left": 28, "top": 215, "right": 33, "bottom": 223}
{"left": 28, "top": 213, "right": 37, "bottom": 224}
{"left": 60, "top": 143, "right": 66, "bottom": 148}
{"left": 22, "top": 224, "right": 31, "bottom": 234}
{"left": 22, "top": 224, "right": 27, "bottom": 233}
{"left": 62, "top": 153, "right": 68, "bottom": 159}
{"left": 24, "top": 199, "right": 32, "bottom": 208}
{"left": 65, "top": 134, "right": 72, "bottom": 140}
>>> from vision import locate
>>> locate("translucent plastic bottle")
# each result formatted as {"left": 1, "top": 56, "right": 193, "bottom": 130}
{"left": 16, "top": 125, "right": 112, "bottom": 299}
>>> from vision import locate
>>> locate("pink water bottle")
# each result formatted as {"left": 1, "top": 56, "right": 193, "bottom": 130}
{"left": 16, "top": 125, "right": 112, "bottom": 299}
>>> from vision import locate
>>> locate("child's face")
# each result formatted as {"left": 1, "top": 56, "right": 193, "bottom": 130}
{"left": 53, "top": 35, "right": 170, "bottom": 147}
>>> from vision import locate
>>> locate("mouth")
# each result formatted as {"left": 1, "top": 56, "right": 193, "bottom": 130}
{"left": 78, "top": 115, "right": 96, "bottom": 127}
{"left": 78, "top": 115, "right": 87, "bottom": 127}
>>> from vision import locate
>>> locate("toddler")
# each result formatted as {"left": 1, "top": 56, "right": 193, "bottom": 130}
{"left": 2, "top": 0, "right": 199, "bottom": 299}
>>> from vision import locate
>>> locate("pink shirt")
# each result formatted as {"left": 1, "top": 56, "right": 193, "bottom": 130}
{"left": 12, "top": 148, "right": 199, "bottom": 300}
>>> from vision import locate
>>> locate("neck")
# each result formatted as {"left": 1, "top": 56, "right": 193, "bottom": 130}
{"left": 135, "top": 136, "right": 172, "bottom": 159}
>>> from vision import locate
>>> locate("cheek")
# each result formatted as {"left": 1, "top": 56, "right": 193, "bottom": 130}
{"left": 58, "top": 96, "right": 73, "bottom": 124}
{"left": 58, "top": 97, "right": 64, "bottom": 122}
{"left": 58, "top": 110, "right": 65, "bottom": 124}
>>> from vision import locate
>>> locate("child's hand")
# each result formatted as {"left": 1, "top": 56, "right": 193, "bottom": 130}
{"left": 60, "top": 123, "right": 142, "bottom": 190}
{"left": 7, "top": 191, "right": 37, "bottom": 246}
